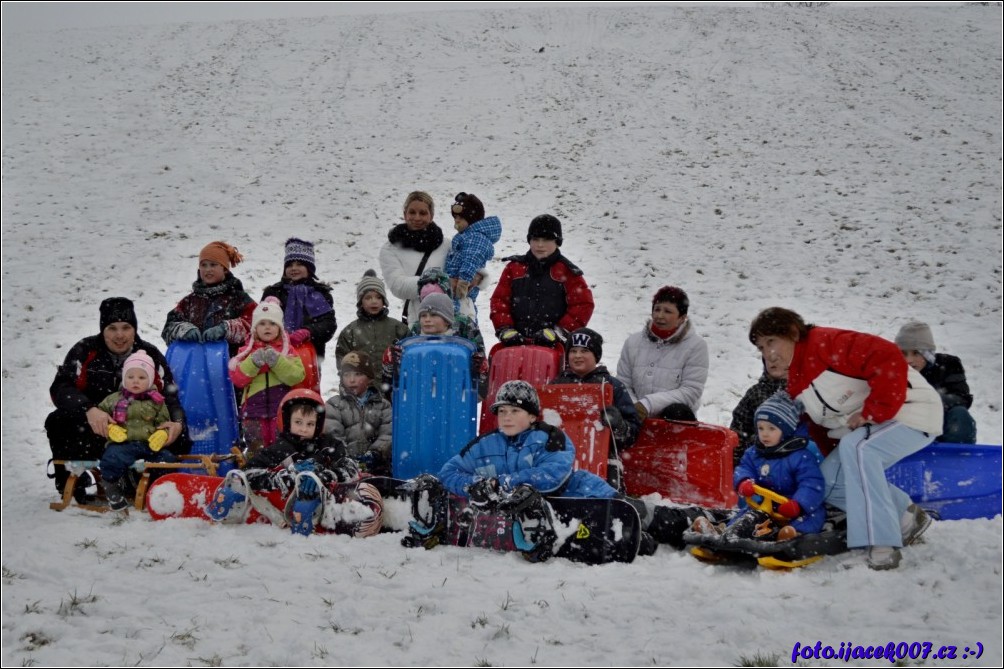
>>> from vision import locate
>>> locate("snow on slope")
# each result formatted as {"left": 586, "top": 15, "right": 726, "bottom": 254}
{"left": 2, "top": 5, "right": 1001, "bottom": 666}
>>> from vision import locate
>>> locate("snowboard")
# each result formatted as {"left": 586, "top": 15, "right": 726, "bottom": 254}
{"left": 538, "top": 383, "right": 614, "bottom": 478}
{"left": 444, "top": 494, "right": 642, "bottom": 565}
{"left": 623, "top": 418, "right": 739, "bottom": 507}
{"left": 165, "top": 341, "right": 240, "bottom": 475}
{"left": 479, "top": 344, "right": 563, "bottom": 434}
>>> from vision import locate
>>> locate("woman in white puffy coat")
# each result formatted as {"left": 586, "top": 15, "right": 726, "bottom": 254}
{"left": 616, "top": 286, "right": 709, "bottom": 421}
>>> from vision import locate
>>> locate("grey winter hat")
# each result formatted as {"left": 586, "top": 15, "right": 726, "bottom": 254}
{"left": 356, "top": 269, "right": 388, "bottom": 303}
{"left": 895, "top": 321, "right": 936, "bottom": 352}
{"left": 418, "top": 293, "right": 455, "bottom": 327}
{"left": 490, "top": 380, "right": 540, "bottom": 416}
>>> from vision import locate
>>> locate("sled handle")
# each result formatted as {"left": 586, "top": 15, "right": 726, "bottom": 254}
{"left": 746, "top": 484, "right": 790, "bottom": 522}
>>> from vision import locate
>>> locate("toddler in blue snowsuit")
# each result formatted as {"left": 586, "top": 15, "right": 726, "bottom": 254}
{"left": 444, "top": 192, "right": 501, "bottom": 318}
{"left": 693, "top": 392, "right": 826, "bottom": 541}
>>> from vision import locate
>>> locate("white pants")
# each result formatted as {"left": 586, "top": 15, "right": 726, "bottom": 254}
{"left": 821, "top": 421, "right": 934, "bottom": 548}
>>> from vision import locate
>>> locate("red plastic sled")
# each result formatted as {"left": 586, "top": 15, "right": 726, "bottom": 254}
{"left": 145, "top": 472, "right": 284, "bottom": 523}
{"left": 623, "top": 419, "right": 739, "bottom": 507}
{"left": 538, "top": 383, "right": 613, "bottom": 478}
{"left": 480, "top": 344, "right": 563, "bottom": 434}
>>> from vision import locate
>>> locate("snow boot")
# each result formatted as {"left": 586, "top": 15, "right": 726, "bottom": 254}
{"left": 206, "top": 470, "right": 250, "bottom": 523}
{"left": 401, "top": 474, "right": 447, "bottom": 549}
{"left": 103, "top": 478, "right": 129, "bottom": 512}
{"left": 287, "top": 471, "right": 326, "bottom": 536}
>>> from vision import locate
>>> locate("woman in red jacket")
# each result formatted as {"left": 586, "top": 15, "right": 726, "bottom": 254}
{"left": 748, "top": 307, "right": 942, "bottom": 570}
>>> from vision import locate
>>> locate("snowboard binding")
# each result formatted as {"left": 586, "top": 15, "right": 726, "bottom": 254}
{"left": 286, "top": 471, "right": 327, "bottom": 536}
{"left": 401, "top": 474, "right": 448, "bottom": 549}
{"left": 205, "top": 470, "right": 251, "bottom": 524}
{"left": 501, "top": 485, "right": 557, "bottom": 563}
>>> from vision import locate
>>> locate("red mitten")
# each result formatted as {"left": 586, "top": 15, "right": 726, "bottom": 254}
{"left": 289, "top": 329, "right": 311, "bottom": 347}
{"left": 777, "top": 500, "right": 801, "bottom": 519}
{"left": 737, "top": 479, "right": 756, "bottom": 498}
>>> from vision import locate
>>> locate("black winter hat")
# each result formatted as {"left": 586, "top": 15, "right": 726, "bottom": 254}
{"left": 100, "top": 297, "right": 138, "bottom": 332}
{"left": 527, "top": 214, "right": 563, "bottom": 246}
{"left": 568, "top": 327, "right": 603, "bottom": 362}
{"left": 451, "top": 192, "right": 485, "bottom": 224}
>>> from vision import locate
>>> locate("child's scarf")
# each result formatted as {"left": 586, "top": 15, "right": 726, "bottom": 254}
{"left": 113, "top": 389, "right": 165, "bottom": 424}
{"left": 283, "top": 282, "right": 332, "bottom": 331}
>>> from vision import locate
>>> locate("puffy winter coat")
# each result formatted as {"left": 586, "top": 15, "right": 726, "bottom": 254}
{"left": 734, "top": 441, "right": 826, "bottom": 534}
{"left": 438, "top": 424, "right": 617, "bottom": 499}
{"left": 489, "top": 250, "right": 594, "bottom": 338}
{"left": 335, "top": 309, "right": 410, "bottom": 378}
{"left": 378, "top": 231, "right": 450, "bottom": 324}
{"left": 162, "top": 273, "right": 256, "bottom": 356}
{"left": 323, "top": 387, "right": 393, "bottom": 462}
{"left": 786, "top": 326, "right": 943, "bottom": 455}
{"left": 616, "top": 318, "right": 709, "bottom": 415}
{"left": 919, "top": 353, "right": 973, "bottom": 410}
{"left": 261, "top": 278, "right": 336, "bottom": 358}
{"left": 96, "top": 393, "right": 172, "bottom": 443}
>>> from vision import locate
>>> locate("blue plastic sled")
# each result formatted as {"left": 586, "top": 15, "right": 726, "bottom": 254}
{"left": 165, "top": 341, "right": 239, "bottom": 475}
{"left": 392, "top": 335, "right": 478, "bottom": 480}
{"left": 886, "top": 442, "right": 1002, "bottom": 520}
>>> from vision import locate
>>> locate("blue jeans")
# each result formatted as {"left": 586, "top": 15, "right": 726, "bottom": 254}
{"left": 100, "top": 441, "right": 177, "bottom": 482}
{"left": 938, "top": 405, "right": 977, "bottom": 444}
{"left": 821, "top": 421, "right": 934, "bottom": 548}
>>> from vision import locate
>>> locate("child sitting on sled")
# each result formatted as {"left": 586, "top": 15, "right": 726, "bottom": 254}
{"left": 229, "top": 297, "right": 306, "bottom": 456}
{"left": 690, "top": 392, "right": 826, "bottom": 541}
{"left": 206, "top": 389, "right": 383, "bottom": 537}
{"left": 323, "top": 351, "right": 393, "bottom": 476}
{"left": 97, "top": 351, "right": 177, "bottom": 511}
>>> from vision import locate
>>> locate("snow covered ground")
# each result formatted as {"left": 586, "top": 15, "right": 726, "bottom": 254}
{"left": 2, "top": 4, "right": 1001, "bottom": 666}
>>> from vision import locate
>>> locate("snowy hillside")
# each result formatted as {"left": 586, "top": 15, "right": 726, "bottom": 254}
{"left": 2, "top": 5, "right": 1002, "bottom": 666}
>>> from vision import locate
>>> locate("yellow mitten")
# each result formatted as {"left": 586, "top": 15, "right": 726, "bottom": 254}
{"left": 107, "top": 424, "right": 128, "bottom": 443}
{"left": 148, "top": 429, "right": 169, "bottom": 452}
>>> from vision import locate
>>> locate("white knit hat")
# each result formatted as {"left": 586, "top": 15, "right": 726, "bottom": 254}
{"left": 252, "top": 296, "right": 285, "bottom": 330}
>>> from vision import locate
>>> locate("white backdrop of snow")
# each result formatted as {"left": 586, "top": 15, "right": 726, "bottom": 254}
{"left": 1, "top": 5, "right": 1001, "bottom": 667}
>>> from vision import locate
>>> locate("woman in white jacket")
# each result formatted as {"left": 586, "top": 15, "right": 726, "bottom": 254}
{"left": 616, "top": 286, "right": 709, "bottom": 421}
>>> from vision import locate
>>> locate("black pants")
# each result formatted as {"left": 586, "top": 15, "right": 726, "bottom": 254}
{"left": 45, "top": 408, "right": 107, "bottom": 493}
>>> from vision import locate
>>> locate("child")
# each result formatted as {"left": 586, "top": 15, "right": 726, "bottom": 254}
{"left": 207, "top": 389, "right": 382, "bottom": 537}
{"left": 229, "top": 297, "right": 306, "bottom": 456}
{"left": 97, "top": 351, "right": 176, "bottom": 511}
{"left": 382, "top": 293, "right": 488, "bottom": 397}
{"left": 691, "top": 392, "right": 825, "bottom": 542}
{"left": 444, "top": 192, "right": 501, "bottom": 319}
{"left": 490, "top": 214, "right": 594, "bottom": 349}
{"left": 261, "top": 237, "right": 337, "bottom": 365}
{"left": 162, "top": 241, "right": 257, "bottom": 357}
{"left": 895, "top": 321, "right": 977, "bottom": 444}
{"left": 323, "top": 351, "right": 392, "bottom": 476}
{"left": 336, "top": 269, "right": 409, "bottom": 381}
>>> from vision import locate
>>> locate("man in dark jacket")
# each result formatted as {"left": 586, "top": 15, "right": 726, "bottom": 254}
{"left": 46, "top": 297, "right": 188, "bottom": 497}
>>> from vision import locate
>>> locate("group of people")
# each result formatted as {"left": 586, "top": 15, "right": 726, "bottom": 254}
{"left": 45, "top": 190, "right": 977, "bottom": 568}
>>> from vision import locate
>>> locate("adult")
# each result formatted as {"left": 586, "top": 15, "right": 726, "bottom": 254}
{"left": 895, "top": 321, "right": 977, "bottom": 444}
{"left": 379, "top": 191, "right": 486, "bottom": 325}
{"left": 46, "top": 297, "right": 188, "bottom": 499}
{"left": 748, "top": 307, "right": 942, "bottom": 570}
{"left": 551, "top": 327, "right": 641, "bottom": 490}
{"left": 616, "top": 286, "right": 709, "bottom": 421}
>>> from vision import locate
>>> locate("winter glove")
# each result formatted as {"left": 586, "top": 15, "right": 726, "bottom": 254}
{"left": 532, "top": 328, "right": 559, "bottom": 348}
{"left": 391, "top": 344, "right": 404, "bottom": 367}
{"left": 330, "top": 457, "right": 361, "bottom": 483}
{"left": 737, "top": 479, "right": 756, "bottom": 498}
{"left": 410, "top": 473, "right": 443, "bottom": 493}
{"left": 289, "top": 329, "right": 311, "bottom": 347}
{"left": 777, "top": 499, "right": 801, "bottom": 519}
{"left": 356, "top": 450, "right": 383, "bottom": 473}
{"left": 471, "top": 352, "right": 487, "bottom": 377}
{"left": 107, "top": 424, "right": 128, "bottom": 443}
{"left": 297, "top": 474, "right": 320, "bottom": 500}
{"left": 202, "top": 323, "right": 228, "bottom": 342}
{"left": 262, "top": 347, "right": 280, "bottom": 367}
{"left": 178, "top": 323, "right": 202, "bottom": 342}
{"left": 496, "top": 328, "right": 522, "bottom": 347}
{"left": 147, "top": 429, "right": 169, "bottom": 452}
{"left": 496, "top": 483, "right": 542, "bottom": 515}
{"left": 467, "top": 477, "right": 502, "bottom": 509}
{"left": 454, "top": 279, "right": 471, "bottom": 300}
{"left": 250, "top": 348, "right": 270, "bottom": 368}
{"left": 633, "top": 402, "right": 649, "bottom": 422}
{"left": 601, "top": 406, "right": 625, "bottom": 432}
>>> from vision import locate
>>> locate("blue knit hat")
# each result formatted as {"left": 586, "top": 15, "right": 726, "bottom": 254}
{"left": 755, "top": 392, "right": 800, "bottom": 441}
